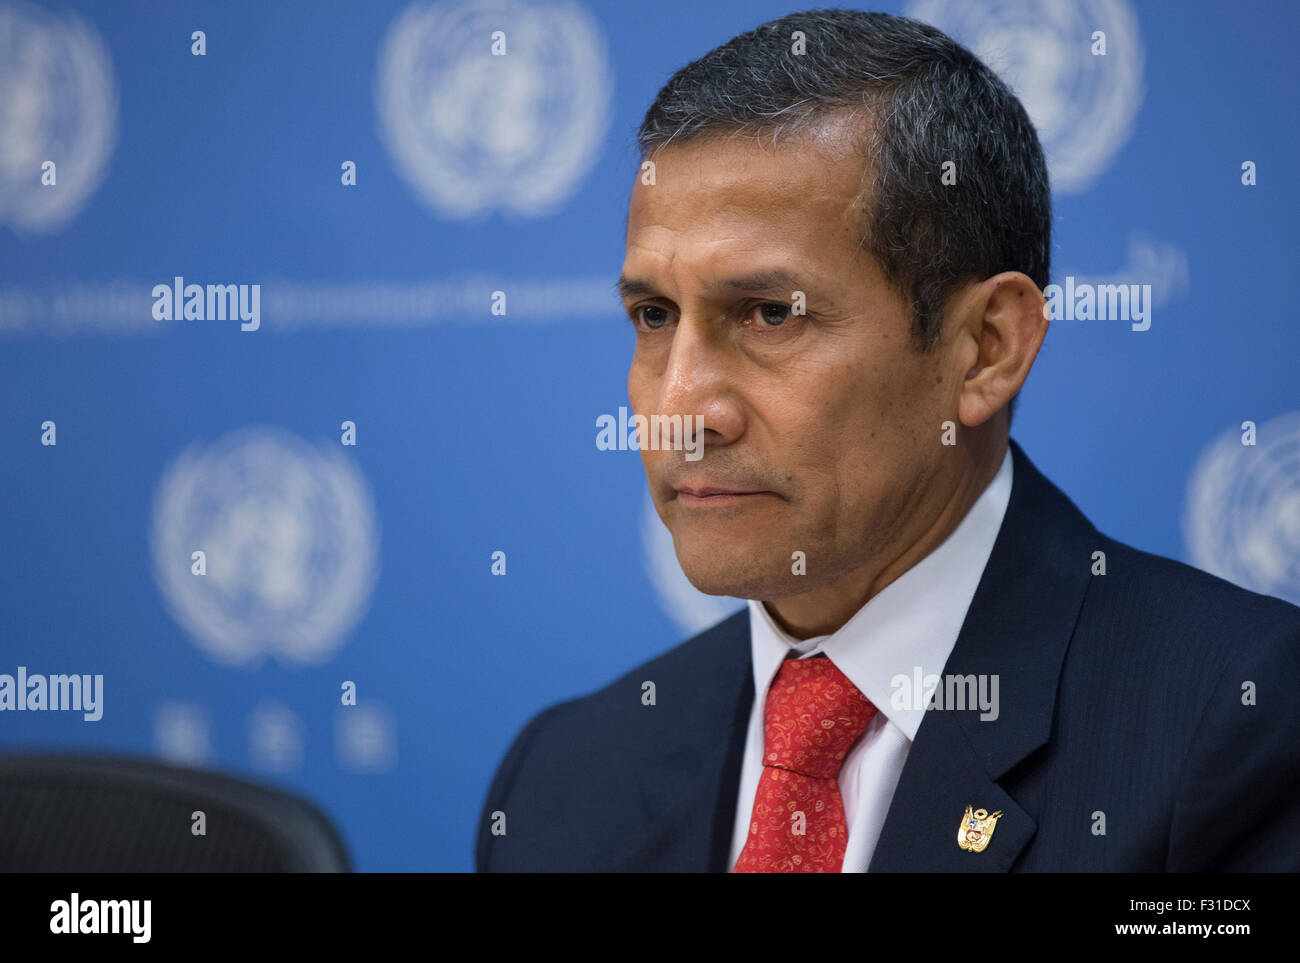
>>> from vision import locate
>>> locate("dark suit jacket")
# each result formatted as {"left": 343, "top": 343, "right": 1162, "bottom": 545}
{"left": 477, "top": 439, "right": 1300, "bottom": 871}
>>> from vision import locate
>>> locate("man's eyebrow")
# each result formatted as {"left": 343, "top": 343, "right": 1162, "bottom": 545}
{"left": 615, "top": 269, "right": 810, "bottom": 300}
{"left": 615, "top": 275, "right": 657, "bottom": 300}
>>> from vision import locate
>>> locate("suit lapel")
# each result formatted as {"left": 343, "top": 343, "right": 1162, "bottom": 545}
{"left": 868, "top": 439, "right": 1097, "bottom": 871}
{"left": 868, "top": 705, "right": 1038, "bottom": 871}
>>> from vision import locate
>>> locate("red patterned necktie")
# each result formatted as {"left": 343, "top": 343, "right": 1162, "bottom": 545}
{"left": 733, "top": 654, "right": 878, "bottom": 873}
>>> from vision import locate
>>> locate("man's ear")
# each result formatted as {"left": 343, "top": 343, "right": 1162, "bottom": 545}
{"left": 951, "top": 272, "right": 1048, "bottom": 428}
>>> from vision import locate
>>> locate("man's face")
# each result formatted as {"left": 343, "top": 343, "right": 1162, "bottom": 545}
{"left": 621, "top": 128, "right": 958, "bottom": 604}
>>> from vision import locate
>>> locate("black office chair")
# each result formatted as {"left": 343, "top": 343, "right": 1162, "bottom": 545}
{"left": 0, "top": 752, "right": 351, "bottom": 871}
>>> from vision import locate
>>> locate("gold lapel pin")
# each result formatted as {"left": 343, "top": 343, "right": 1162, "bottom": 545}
{"left": 957, "top": 805, "right": 1003, "bottom": 853}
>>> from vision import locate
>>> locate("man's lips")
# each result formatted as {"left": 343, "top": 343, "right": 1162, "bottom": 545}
{"left": 673, "top": 484, "right": 776, "bottom": 506}
{"left": 676, "top": 485, "right": 760, "bottom": 497}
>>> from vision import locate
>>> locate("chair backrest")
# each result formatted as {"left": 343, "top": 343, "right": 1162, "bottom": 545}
{"left": 0, "top": 752, "right": 351, "bottom": 871}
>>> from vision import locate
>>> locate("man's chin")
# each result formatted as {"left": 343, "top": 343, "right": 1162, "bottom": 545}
{"left": 675, "top": 550, "right": 791, "bottom": 601}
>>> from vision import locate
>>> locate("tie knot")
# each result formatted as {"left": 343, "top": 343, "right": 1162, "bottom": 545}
{"left": 761, "top": 656, "right": 877, "bottom": 780}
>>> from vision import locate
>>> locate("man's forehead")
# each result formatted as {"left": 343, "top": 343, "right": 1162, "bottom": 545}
{"left": 625, "top": 136, "right": 868, "bottom": 244}
{"left": 632, "top": 149, "right": 853, "bottom": 213}
{"left": 621, "top": 186, "right": 866, "bottom": 294}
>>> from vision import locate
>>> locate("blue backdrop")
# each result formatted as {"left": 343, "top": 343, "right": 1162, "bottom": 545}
{"left": 1, "top": 0, "right": 1297, "bottom": 870}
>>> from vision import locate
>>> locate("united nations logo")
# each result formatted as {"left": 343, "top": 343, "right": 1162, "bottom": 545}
{"left": 0, "top": 0, "right": 118, "bottom": 232}
{"left": 375, "top": 0, "right": 611, "bottom": 219}
{"left": 1184, "top": 413, "right": 1300, "bottom": 608}
{"left": 150, "top": 427, "right": 380, "bottom": 667}
{"left": 641, "top": 492, "right": 745, "bottom": 637}
{"left": 905, "top": 0, "right": 1143, "bottom": 194}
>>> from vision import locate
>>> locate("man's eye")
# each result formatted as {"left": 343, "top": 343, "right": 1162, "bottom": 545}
{"left": 633, "top": 306, "right": 671, "bottom": 330}
{"left": 754, "top": 303, "right": 791, "bottom": 326}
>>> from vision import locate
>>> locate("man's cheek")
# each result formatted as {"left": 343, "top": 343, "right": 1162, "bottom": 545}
{"left": 640, "top": 449, "right": 673, "bottom": 505}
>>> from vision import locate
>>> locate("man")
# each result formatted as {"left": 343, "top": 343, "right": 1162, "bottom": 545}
{"left": 476, "top": 10, "right": 1300, "bottom": 872}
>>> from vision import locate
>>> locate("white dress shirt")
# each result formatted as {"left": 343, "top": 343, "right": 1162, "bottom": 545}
{"left": 728, "top": 447, "right": 1014, "bottom": 872}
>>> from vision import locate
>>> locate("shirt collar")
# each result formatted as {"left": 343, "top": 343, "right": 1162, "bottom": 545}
{"left": 746, "top": 446, "right": 1013, "bottom": 742}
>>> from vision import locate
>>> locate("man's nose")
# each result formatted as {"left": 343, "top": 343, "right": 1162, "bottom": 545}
{"left": 655, "top": 316, "right": 742, "bottom": 449}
